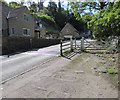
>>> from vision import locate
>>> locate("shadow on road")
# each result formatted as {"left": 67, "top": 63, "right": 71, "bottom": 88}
{"left": 62, "top": 52, "right": 78, "bottom": 60}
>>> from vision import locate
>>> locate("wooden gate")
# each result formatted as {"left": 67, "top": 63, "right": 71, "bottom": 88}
{"left": 60, "top": 37, "right": 107, "bottom": 56}
{"left": 83, "top": 38, "right": 107, "bottom": 50}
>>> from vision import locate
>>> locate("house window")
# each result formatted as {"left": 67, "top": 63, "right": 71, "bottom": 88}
{"left": 27, "top": 29, "right": 31, "bottom": 35}
{"left": 23, "top": 28, "right": 27, "bottom": 35}
{"left": 22, "top": 28, "right": 30, "bottom": 36}
{"left": 23, "top": 14, "right": 28, "bottom": 21}
{"left": 11, "top": 28, "right": 15, "bottom": 34}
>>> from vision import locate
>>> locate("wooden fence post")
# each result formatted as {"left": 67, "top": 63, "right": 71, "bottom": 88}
{"left": 75, "top": 38, "right": 76, "bottom": 49}
{"left": 70, "top": 37, "right": 73, "bottom": 52}
{"left": 60, "top": 40, "right": 63, "bottom": 56}
{"left": 81, "top": 37, "right": 84, "bottom": 51}
{"left": 30, "top": 38, "right": 32, "bottom": 49}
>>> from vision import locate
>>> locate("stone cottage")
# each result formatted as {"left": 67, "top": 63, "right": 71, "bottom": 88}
{"left": 0, "top": 1, "right": 46, "bottom": 38}
{"left": 60, "top": 23, "right": 80, "bottom": 39}
{"left": 34, "top": 14, "right": 46, "bottom": 39}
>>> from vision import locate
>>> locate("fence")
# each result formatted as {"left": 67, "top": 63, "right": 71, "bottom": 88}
{"left": 2, "top": 36, "right": 60, "bottom": 55}
{"left": 60, "top": 37, "right": 107, "bottom": 56}
{"left": 60, "top": 40, "right": 73, "bottom": 56}
{"left": 60, "top": 37, "right": 85, "bottom": 56}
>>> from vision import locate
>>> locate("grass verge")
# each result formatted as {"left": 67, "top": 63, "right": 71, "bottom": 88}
{"left": 101, "top": 66, "right": 118, "bottom": 74}
{"left": 56, "top": 49, "right": 72, "bottom": 57}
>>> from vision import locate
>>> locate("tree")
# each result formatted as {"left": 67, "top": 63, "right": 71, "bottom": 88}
{"left": 28, "top": 2, "right": 38, "bottom": 13}
{"left": 20, "top": 0, "right": 25, "bottom": 6}
{"left": 0, "top": 0, "right": 8, "bottom": 5}
{"left": 9, "top": 1, "right": 22, "bottom": 8}
{"left": 88, "top": 1, "right": 120, "bottom": 38}
{"left": 37, "top": 0, "right": 46, "bottom": 10}
{"left": 69, "top": 1, "right": 111, "bottom": 19}
{"left": 68, "top": 1, "right": 120, "bottom": 38}
{"left": 47, "top": 2, "right": 58, "bottom": 18}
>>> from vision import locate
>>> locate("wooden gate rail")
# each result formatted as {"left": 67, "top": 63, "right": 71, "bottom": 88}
{"left": 60, "top": 37, "right": 107, "bottom": 56}
{"left": 84, "top": 39, "right": 107, "bottom": 50}
{"left": 60, "top": 37, "right": 75, "bottom": 56}
{"left": 60, "top": 40, "right": 71, "bottom": 56}
{"left": 84, "top": 39, "right": 97, "bottom": 49}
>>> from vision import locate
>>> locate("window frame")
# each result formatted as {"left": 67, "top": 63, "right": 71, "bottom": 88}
{"left": 11, "top": 28, "right": 15, "bottom": 34}
{"left": 23, "top": 13, "right": 29, "bottom": 22}
{"left": 27, "top": 29, "right": 31, "bottom": 36}
{"left": 22, "top": 28, "right": 30, "bottom": 36}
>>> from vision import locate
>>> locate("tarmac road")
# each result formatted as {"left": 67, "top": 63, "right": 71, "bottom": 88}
{"left": 0, "top": 39, "right": 97, "bottom": 83}
{"left": 0, "top": 44, "right": 61, "bottom": 83}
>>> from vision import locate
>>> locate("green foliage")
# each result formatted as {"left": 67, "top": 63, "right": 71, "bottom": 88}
{"left": 9, "top": 1, "right": 22, "bottom": 8}
{"left": 82, "top": 13, "right": 93, "bottom": 22}
{"left": 37, "top": 8, "right": 49, "bottom": 15}
{"left": 47, "top": 2, "right": 58, "bottom": 17}
{"left": 100, "top": 62, "right": 106, "bottom": 65}
{"left": 46, "top": 2, "right": 68, "bottom": 29}
{"left": 28, "top": 7, "right": 36, "bottom": 14}
{"left": 6, "top": 1, "right": 86, "bottom": 34}
{"left": 38, "top": 14, "right": 55, "bottom": 23}
{"left": 0, "top": 0, "right": 8, "bottom": 5}
{"left": 56, "top": 54, "right": 61, "bottom": 57}
{"left": 69, "top": 2, "right": 108, "bottom": 20}
{"left": 101, "top": 70, "right": 108, "bottom": 73}
{"left": 108, "top": 57, "right": 116, "bottom": 62}
{"left": 56, "top": 49, "right": 72, "bottom": 57}
{"left": 108, "top": 67, "right": 118, "bottom": 74}
{"left": 30, "top": 6, "right": 56, "bottom": 27}
{"left": 28, "top": 2, "right": 38, "bottom": 13}
{"left": 69, "top": 1, "right": 120, "bottom": 38}
{"left": 46, "top": 27, "right": 59, "bottom": 34}
{"left": 63, "top": 49, "right": 72, "bottom": 55}
{"left": 88, "top": 1, "right": 120, "bottom": 38}
{"left": 101, "top": 66, "right": 118, "bottom": 74}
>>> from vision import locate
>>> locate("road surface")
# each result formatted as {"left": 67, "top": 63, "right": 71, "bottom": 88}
{"left": 0, "top": 39, "right": 97, "bottom": 83}
{"left": 0, "top": 44, "right": 62, "bottom": 83}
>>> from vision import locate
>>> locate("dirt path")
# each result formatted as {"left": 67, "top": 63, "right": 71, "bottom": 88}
{"left": 1, "top": 53, "right": 118, "bottom": 98}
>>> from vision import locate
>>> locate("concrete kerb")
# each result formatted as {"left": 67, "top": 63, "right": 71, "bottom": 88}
{"left": 0, "top": 56, "right": 57, "bottom": 85}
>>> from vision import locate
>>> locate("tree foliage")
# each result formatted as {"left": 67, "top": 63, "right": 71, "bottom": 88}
{"left": 9, "top": 1, "right": 22, "bottom": 8}
{"left": 0, "top": 0, "right": 8, "bottom": 5}
{"left": 69, "top": 1, "right": 119, "bottom": 38}
{"left": 88, "top": 1, "right": 120, "bottom": 38}
{"left": 7, "top": 1, "right": 109, "bottom": 36}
